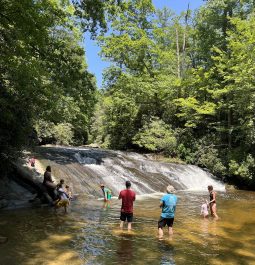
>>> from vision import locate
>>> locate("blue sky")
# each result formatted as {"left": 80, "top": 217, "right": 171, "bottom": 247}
{"left": 84, "top": 0, "right": 204, "bottom": 88}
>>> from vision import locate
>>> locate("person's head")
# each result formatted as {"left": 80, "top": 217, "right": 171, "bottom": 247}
{"left": 66, "top": 185, "right": 69, "bottom": 189}
{"left": 126, "top": 180, "right": 131, "bottom": 189}
{"left": 100, "top": 183, "right": 105, "bottom": 190}
{"left": 202, "top": 198, "right": 208, "bottom": 204}
{"left": 208, "top": 185, "right": 213, "bottom": 192}
{"left": 46, "top": 165, "right": 51, "bottom": 172}
{"left": 166, "top": 185, "right": 175, "bottom": 194}
{"left": 60, "top": 179, "right": 64, "bottom": 184}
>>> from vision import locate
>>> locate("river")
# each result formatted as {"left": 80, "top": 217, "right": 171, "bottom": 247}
{"left": 1, "top": 190, "right": 255, "bottom": 265}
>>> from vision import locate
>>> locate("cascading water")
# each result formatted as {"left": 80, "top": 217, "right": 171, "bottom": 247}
{"left": 37, "top": 146, "right": 225, "bottom": 196}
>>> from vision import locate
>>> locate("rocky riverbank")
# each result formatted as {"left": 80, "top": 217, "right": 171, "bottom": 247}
{"left": 0, "top": 153, "right": 49, "bottom": 210}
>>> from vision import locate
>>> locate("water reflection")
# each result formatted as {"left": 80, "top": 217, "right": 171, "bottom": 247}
{"left": 0, "top": 191, "right": 255, "bottom": 265}
{"left": 158, "top": 240, "right": 175, "bottom": 265}
{"left": 116, "top": 237, "right": 134, "bottom": 264}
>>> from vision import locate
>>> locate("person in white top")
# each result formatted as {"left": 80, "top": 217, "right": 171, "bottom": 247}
{"left": 201, "top": 199, "right": 209, "bottom": 218}
{"left": 55, "top": 184, "right": 70, "bottom": 213}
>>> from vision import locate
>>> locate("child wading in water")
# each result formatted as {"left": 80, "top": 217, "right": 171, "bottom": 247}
{"left": 201, "top": 199, "right": 209, "bottom": 218}
{"left": 55, "top": 180, "right": 70, "bottom": 213}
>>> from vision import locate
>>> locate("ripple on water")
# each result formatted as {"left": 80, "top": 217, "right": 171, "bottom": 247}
{"left": 0, "top": 191, "right": 255, "bottom": 265}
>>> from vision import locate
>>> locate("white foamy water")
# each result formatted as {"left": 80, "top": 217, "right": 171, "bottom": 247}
{"left": 38, "top": 146, "right": 225, "bottom": 196}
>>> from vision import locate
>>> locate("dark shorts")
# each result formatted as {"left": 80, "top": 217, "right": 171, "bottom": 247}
{"left": 120, "top": 212, "right": 133, "bottom": 222}
{"left": 158, "top": 217, "right": 174, "bottom": 228}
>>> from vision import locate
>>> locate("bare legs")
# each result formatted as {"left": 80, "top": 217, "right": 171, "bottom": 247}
{"left": 158, "top": 227, "right": 173, "bottom": 238}
{"left": 210, "top": 203, "right": 219, "bottom": 220}
{"left": 158, "top": 228, "right": 164, "bottom": 238}
{"left": 120, "top": 221, "right": 132, "bottom": 231}
{"left": 120, "top": 221, "right": 124, "bottom": 229}
{"left": 168, "top": 227, "right": 173, "bottom": 235}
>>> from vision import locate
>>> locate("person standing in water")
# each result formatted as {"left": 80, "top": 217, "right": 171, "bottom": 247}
{"left": 158, "top": 185, "right": 178, "bottom": 237}
{"left": 119, "top": 180, "right": 136, "bottom": 231}
{"left": 100, "top": 184, "right": 112, "bottom": 202}
{"left": 208, "top": 185, "right": 219, "bottom": 219}
{"left": 201, "top": 199, "right": 209, "bottom": 218}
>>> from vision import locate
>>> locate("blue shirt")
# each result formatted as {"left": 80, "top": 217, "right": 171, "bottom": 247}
{"left": 160, "top": 194, "right": 178, "bottom": 218}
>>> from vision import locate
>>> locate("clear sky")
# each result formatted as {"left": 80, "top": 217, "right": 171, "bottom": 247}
{"left": 84, "top": 0, "right": 204, "bottom": 88}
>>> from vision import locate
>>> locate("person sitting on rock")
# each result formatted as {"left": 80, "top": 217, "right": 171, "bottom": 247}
{"left": 43, "top": 166, "right": 56, "bottom": 202}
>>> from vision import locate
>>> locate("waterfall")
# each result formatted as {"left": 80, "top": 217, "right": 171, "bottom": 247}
{"left": 37, "top": 146, "right": 225, "bottom": 196}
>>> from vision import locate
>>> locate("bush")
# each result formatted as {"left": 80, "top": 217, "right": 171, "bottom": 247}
{"left": 196, "top": 146, "right": 226, "bottom": 176}
{"left": 229, "top": 155, "right": 255, "bottom": 187}
{"left": 54, "top": 123, "right": 74, "bottom": 145}
{"left": 35, "top": 120, "right": 73, "bottom": 145}
{"left": 132, "top": 118, "right": 177, "bottom": 155}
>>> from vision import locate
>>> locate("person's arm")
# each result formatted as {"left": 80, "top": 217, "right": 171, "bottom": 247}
{"left": 133, "top": 192, "right": 136, "bottom": 201}
{"left": 118, "top": 192, "right": 122, "bottom": 200}
{"left": 103, "top": 189, "right": 107, "bottom": 200}
{"left": 159, "top": 198, "right": 164, "bottom": 208}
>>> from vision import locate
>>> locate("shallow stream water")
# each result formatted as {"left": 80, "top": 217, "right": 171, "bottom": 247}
{"left": 0, "top": 190, "right": 255, "bottom": 265}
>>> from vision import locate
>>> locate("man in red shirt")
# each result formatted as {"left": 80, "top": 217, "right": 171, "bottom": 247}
{"left": 118, "top": 180, "right": 136, "bottom": 231}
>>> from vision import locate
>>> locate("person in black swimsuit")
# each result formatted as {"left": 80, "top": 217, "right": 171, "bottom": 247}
{"left": 208, "top": 185, "right": 219, "bottom": 219}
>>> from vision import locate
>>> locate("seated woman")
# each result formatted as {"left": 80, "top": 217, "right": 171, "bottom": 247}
{"left": 42, "top": 166, "right": 57, "bottom": 203}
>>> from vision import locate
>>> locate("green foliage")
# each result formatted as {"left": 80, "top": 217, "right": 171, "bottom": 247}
{"left": 5, "top": 0, "right": 255, "bottom": 189}
{"left": 196, "top": 147, "right": 226, "bottom": 176}
{"left": 90, "top": 0, "right": 255, "bottom": 190}
{"left": 133, "top": 118, "right": 177, "bottom": 155}
{"left": 35, "top": 120, "right": 74, "bottom": 145}
{"left": 0, "top": 0, "right": 96, "bottom": 159}
{"left": 229, "top": 155, "right": 255, "bottom": 188}
{"left": 104, "top": 92, "right": 139, "bottom": 149}
{"left": 54, "top": 123, "right": 74, "bottom": 146}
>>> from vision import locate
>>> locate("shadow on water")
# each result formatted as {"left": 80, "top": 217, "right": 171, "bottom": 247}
{"left": 36, "top": 146, "right": 118, "bottom": 166}
{"left": 0, "top": 209, "right": 84, "bottom": 265}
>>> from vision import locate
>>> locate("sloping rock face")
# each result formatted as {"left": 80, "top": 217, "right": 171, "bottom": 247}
{"left": 0, "top": 176, "right": 34, "bottom": 209}
{"left": 35, "top": 146, "right": 225, "bottom": 196}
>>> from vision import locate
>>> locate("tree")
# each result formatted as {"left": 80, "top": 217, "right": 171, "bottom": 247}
{"left": 0, "top": 0, "right": 96, "bottom": 162}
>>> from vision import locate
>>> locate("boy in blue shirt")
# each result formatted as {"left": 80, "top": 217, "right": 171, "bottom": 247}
{"left": 158, "top": 185, "right": 178, "bottom": 237}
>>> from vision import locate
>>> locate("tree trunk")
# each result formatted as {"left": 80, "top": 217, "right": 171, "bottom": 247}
{"left": 176, "top": 27, "right": 181, "bottom": 80}
{"left": 227, "top": 108, "right": 232, "bottom": 149}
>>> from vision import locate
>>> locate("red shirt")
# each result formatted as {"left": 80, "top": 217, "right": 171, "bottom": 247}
{"left": 119, "top": 189, "right": 136, "bottom": 213}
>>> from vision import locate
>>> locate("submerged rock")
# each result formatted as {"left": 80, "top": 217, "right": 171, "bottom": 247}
{"left": 0, "top": 199, "right": 8, "bottom": 209}
{"left": 0, "top": 236, "right": 8, "bottom": 244}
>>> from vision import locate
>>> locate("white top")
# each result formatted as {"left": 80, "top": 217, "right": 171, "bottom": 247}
{"left": 201, "top": 203, "right": 209, "bottom": 215}
{"left": 58, "top": 188, "right": 69, "bottom": 200}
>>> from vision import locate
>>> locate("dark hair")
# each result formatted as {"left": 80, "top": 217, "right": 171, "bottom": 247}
{"left": 208, "top": 185, "right": 213, "bottom": 191}
{"left": 60, "top": 179, "right": 64, "bottom": 184}
{"left": 66, "top": 185, "right": 69, "bottom": 189}
{"left": 46, "top": 166, "right": 51, "bottom": 172}
{"left": 126, "top": 180, "right": 131, "bottom": 188}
